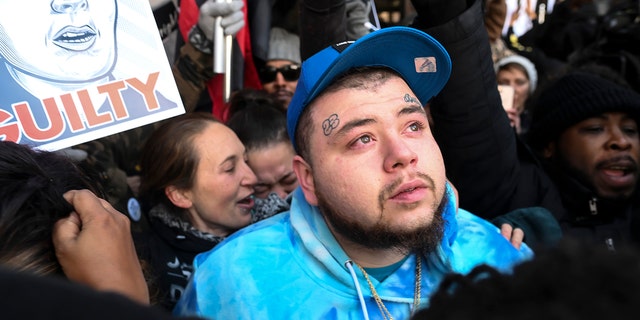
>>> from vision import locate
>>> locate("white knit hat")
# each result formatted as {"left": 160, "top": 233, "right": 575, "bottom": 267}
{"left": 267, "top": 27, "right": 301, "bottom": 64}
{"left": 495, "top": 55, "right": 538, "bottom": 93}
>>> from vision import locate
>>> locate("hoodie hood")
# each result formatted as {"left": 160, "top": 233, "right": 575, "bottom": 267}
{"left": 175, "top": 181, "right": 531, "bottom": 319}
{"left": 288, "top": 182, "right": 460, "bottom": 304}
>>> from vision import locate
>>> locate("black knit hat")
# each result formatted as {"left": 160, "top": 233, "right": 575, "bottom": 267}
{"left": 528, "top": 71, "right": 640, "bottom": 150}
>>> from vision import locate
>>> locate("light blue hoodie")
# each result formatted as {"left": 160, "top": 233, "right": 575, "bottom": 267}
{"left": 174, "top": 183, "right": 532, "bottom": 319}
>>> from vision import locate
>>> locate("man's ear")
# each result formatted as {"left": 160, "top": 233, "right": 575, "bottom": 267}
{"left": 543, "top": 141, "right": 556, "bottom": 159}
{"left": 164, "top": 185, "right": 193, "bottom": 209}
{"left": 292, "top": 155, "right": 318, "bottom": 205}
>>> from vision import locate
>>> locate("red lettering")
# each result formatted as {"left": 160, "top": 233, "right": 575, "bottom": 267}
{"left": 127, "top": 72, "right": 160, "bottom": 111}
{"left": 98, "top": 80, "right": 128, "bottom": 120}
{"left": 0, "top": 109, "right": 20, "bottom": 143}
{"left": 78, "top": 89, "right": 113, "bottom": 127}
{"left": 14, "top": 99, "right": 65, "bottom": 142}
{"left": 60, "top": 93, "right": 86, "bottom": 132}
{"left": 3, "top": 72, "right": 168, "bottom": 146}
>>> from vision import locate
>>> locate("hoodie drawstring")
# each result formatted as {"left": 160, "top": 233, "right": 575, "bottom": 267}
{"left": 589, "top": 197, "right": 598, "bottom": 215}
{"left": 345, "top": 260, "right": 370, "bottom": 320}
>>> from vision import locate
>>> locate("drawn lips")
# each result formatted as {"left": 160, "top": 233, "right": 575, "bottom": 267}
{"left": 53, "top": 25, "right": 97, "bottom": 51}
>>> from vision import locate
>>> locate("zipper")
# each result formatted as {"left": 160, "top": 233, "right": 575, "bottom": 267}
{"left": 605, "top": 238, "right": 615, "bottom": 251}
{"left": 589, "top": 198, "right": 598, "bottom": 215}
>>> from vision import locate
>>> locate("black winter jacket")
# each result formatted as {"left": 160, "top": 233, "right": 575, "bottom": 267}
{"left": 133, "top": 204, "right": 222, "bottom": 312}
{"left": 417, "top": 0, "right": 640, "bottom": 249}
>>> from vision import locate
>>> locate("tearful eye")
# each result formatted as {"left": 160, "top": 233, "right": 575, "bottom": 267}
{"left": 349, "top": 134, "right": 376, "bottom": 149}
{"left": 408, "top": 121, "right": 425, "bottom": 132}
{"left": 359, "top": 135, "right": 372, "bottom": 144}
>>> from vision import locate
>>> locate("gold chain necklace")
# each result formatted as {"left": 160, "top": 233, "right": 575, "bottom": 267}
{"left": 355, "top": 256, "right": 422, "bottom": 320}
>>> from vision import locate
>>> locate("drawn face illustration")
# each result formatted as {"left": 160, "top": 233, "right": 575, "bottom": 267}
{"left": 0, "top": 0, "right": 118, "bottom": 83}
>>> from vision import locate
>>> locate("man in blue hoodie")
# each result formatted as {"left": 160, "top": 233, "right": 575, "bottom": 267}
{"left": 174, "top": 1, "right": 532, "bottom": 319}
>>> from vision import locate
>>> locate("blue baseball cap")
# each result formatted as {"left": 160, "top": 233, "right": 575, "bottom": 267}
{"left": 286, "top": 26, "right": 452, "bottom": 153}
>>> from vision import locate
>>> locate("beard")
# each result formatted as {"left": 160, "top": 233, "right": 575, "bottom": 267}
{"left": 316, "top": 174, "right": 447, "bottom": 256}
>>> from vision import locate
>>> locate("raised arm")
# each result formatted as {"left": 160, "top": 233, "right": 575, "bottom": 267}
{"left": 410, "top": 0, "right": 536, "bottom": 219}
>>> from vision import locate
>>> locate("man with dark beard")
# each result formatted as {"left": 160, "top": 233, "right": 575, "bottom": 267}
{"left": 258, "top": 27, "right": 301, "bottom": 109}
{"left": 522, "top": 71, "right": 640, "bottom": 248}
{"left": 173, "top": 3, "right": 532, "bottom": 319}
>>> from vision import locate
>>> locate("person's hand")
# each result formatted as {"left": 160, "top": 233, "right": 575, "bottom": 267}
{"left": 198, "top": 0, "right": 245, "bottom": 40}
{"left": 525, "top": 0, "right": 537, "bottom": 20}
{"left": 510, "top": 7, "right": 521, "bottom": 26}
{"left": 500, "top": 223, "right": 524, "bottom": 250}
{"left": 505, "top": 108, "right": 522, "bottom": 134}
{"left": 52, "top": 190, "right": 149, "bottom": 305}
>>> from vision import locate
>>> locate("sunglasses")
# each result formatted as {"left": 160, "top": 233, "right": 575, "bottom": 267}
{"left": 259, "top": 64, "right": 301, "bottom": 83}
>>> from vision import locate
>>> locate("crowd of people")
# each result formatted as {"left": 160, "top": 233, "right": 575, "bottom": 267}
{"left": 1, "top": 0, "right": 640, "bottom": 319}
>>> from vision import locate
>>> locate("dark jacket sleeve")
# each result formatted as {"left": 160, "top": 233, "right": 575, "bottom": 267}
{"left": 0, "top": 267, "right": 203, "bottom": 320}
{"left": 298, "top": 0, "right": 347, "bottom": 60}
{"left": 171, "top": 41, "right": 214, "bottom": 113}
{"left": 411, "top": 0, "right": 564, "bottom": 219}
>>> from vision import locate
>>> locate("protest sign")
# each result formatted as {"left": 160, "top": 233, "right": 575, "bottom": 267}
{"left": 0, "top": 0, "right": 185, "bottom": 150}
